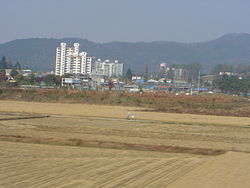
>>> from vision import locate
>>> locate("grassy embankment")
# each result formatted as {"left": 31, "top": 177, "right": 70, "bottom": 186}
{"left": 0, "top": 88, "right": 249, "bottom": 117}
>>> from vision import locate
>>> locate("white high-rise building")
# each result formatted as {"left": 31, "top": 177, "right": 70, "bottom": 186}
{"left": 93, "top": 59, "right": 123, "bottom": 77}
{"left": 55, "top": 43, "right": 92, "bottom": 76}
{"left": 55, "top": 42, "right": 66, "bottom": 76}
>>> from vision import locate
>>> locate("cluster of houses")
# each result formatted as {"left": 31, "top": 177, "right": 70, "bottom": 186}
{"left": 0, "top": 68, "right": 56, "bottom": 89}
{"left": 0, "top": 66, "right": 210, "bottom": 95}
{"left": 0, "top": 68, "right": 32, "bottom": 81}
{"left": 62, "top": 75, "right": 207, "bottom": 95}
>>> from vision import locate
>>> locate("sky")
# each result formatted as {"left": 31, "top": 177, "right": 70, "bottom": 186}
{"left": 1, "top": 0, "right": 250, "bottom": 43}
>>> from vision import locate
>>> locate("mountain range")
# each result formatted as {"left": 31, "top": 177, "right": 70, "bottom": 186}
{"left": 0, "top": 33, "right": 250, "bottom": 73}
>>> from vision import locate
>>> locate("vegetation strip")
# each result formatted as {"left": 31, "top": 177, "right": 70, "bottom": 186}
{"left": 0, "top": 115, "right": 50, "bottom": 121}
{"left": 1, "top": 88, "right": 250, "bottom": 117}
{"left": 52, "top": 114, "right": 249, "bottom": 129}
{"left": 0, "top": 135, "right": 226, "bottom": 156}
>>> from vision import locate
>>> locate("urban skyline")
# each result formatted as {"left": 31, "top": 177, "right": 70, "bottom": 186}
{"left": 55, "top": 42, "right": 124, "bottom": 77}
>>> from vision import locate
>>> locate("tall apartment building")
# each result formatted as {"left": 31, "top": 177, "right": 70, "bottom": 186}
{"left": 93, "top": 59, "right": 123, "bottom": 77}
{"left": 55, "top": 43, "right": 92, "bottom": 76}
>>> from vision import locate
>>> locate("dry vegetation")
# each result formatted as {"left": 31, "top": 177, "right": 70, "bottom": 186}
{"left": 0, "top": 88, "right": 250, "bottom": 117}
{"left": 0, "top": 101, "right": 250, "bottom": 187}
{"left": 0, "top": 141, "right": 205, "bottom": 188}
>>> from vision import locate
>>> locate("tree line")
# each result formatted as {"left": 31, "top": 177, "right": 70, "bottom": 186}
{"left": 211, "top": 64, "right": 250, "bottom": 74}
{"left": 0, "top": 56, "right": 21, "bottom": 70}
{"left": 0, "top": 56, "right": 62, "bottom": 87}
{"left": 213, "top": 75, "right": 250, "bottom": 95}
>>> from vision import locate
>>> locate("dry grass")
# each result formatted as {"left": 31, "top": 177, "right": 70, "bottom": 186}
{"left": 168, "top": 152, "right": 250, "bottom": 188}
{"left": 0, "top": 88, "right": 250, "bottom": 117}
{"left": 0, "top": 100, "right": 249, "bottom": 126}
{"left": 1, "top": 101, "right": 250, "bottom": 187}
{"left": 0, "top": 141, "right": 205, "bottom": 188}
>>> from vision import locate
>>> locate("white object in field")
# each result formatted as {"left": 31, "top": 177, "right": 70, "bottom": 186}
{"left": 127, "top": 112, "right": 136, "bottom": 120}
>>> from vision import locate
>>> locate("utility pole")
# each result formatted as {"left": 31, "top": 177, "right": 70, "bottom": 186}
{"left": 197, "top": 71, "right": 200, "bottom": 94}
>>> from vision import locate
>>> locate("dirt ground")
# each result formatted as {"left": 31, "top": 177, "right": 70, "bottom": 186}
{"left": 0, "top": 100, "right": 250, "bottom": 188}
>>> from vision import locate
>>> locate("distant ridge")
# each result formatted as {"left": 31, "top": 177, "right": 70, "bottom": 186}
{"left": 0, "top": 33, "right": 250, "bottom": 73}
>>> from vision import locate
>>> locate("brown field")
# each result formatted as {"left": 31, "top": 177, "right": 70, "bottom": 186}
{"left": 1, "top": 88, "right": 250, "bottom": 117}
{"left": 0, "top": 100, "right": 250, "bottom": 187}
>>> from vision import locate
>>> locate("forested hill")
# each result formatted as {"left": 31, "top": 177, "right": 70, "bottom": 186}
{"left": 0, "top": 33, "right": 250, "bottom": 73}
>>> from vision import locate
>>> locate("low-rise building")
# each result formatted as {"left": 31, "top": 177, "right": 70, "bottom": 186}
{"left": 62, "top": 74, "right": 92, "bottom": 90}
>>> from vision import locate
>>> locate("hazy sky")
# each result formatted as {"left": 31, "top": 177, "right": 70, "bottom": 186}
{"left": 1, "top": 0, "right": 250, "bottom": 43}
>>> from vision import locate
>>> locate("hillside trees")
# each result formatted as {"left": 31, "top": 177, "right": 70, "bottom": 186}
{"left": 170, "top": 63, "right": 202, "bottom": 82}
{"left": 43, "top": 74, "right": 62, "bottom": 86}
{"left": 43, "top": 74, "right": 56, "bottom": 86}
{"left": 126, "top": 68, "right": 133, "bottom": 79}
{"left": 211, "top": 64, "right": 250, "bottom": 74}
{"left": 213, "top": 75, "right": 250, "bottom": 95}
{"left": 0, "top": 56, "right": 22, "bottom": 70}
{"left": 0, "top": 56, "right": 8, "bottom": 69}
{"left": 14, "top": 62, "right": 21, "bottom": 70}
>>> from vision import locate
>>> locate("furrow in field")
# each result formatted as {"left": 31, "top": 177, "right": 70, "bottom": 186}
{"left": 0, "top": 159, "right": 65, "bottom": 181}
{"left": 0, "top": 158, "right": 41, "bottom": 169}
{"left": 159, "top": 159, "right": 205, "bottom": 187}
{"left": 93, "top": 160, "right": 154, "bottom": 188}
{"left": 86, "top": 159, "right": 143, "bottom": 178}
{"left": 106, "top": 158, "right": 179, "bottom": 188}
{"left": 56, "top": 182, "right": 85, "bottom": 188}
{"left": 37, "top": 160, "right": 115, "bottom": 188}
{"left": 1, "top": 160, "right": 75, "bottom": 187}
{"left": 93, "top": 159, "right": 158, "bottom": 188}
{"left": 147, "top": 159, "right": 204, "bottom": 187}
{"left": 23, "top": 160, "right": 99, "bottom": 188}
{"left": 135, "top": 159, "right": 189, "bottom": 188}
{"left": 1, "top": 159, "right": 66, "bottom": 175}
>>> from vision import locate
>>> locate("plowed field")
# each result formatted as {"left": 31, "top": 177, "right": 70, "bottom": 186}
{"left": 0, "top": 100, "right": 250, "bottom": 188}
